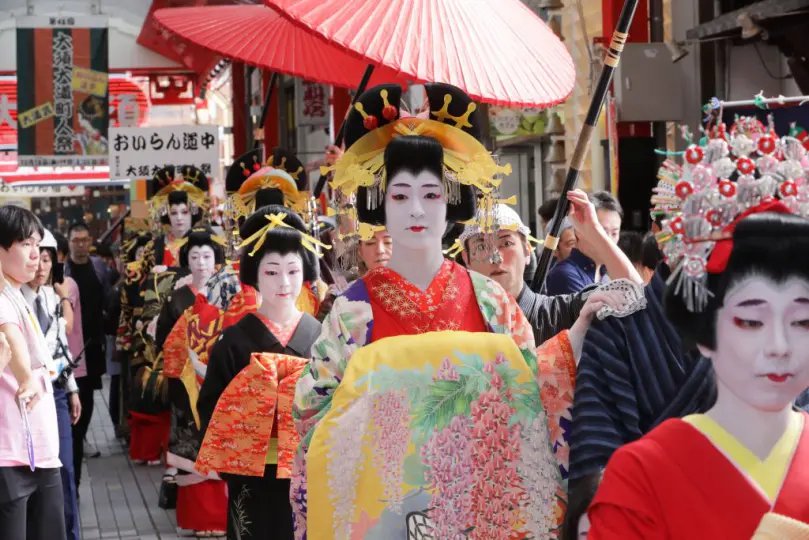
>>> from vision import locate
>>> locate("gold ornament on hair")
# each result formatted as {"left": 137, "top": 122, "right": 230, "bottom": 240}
{"left": 238, "top": 213, "right": 331, "bottom": 258}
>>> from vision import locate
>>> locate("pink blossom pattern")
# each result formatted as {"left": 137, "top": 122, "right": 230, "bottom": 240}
{"left": 421, "top": 414, "right": 474, "bottom": 539}
{"left": 517, "top": 414, "right": 563, "bottom": 537}
{"left": 327, "top": 395, "right": 372, "bottom": 539}
{"left": 467, "top": 364, "right": 523, "bottom": 539}
{"left": 370, "top": 390, "right": 411, "bottom": 512}
{"left": 434, "top": 357, "right": 460, "bottom": 381}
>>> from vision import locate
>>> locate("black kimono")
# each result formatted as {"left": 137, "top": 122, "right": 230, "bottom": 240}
{"left": 129, "top": 269, "right": 191, "bottom": 416}
{"left": 198, "top": 312, "right": 321, "bottom": 540}
{"left": 159, "top": 286, "right": 203, "bottom": 463}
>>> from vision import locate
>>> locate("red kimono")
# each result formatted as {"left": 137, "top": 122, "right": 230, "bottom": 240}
{"left": 588, "top": 412, "right": 809, "bottom": 539}
{"left": 365, "top": 259, "right": 487, "bottom": 340}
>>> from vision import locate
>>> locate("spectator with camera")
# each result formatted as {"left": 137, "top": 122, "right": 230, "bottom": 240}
{"left": 21, "top": 228, "right": 82, "bottom": 540}
{"left": 0, "top": 205, "right": 66, "bottom": 540}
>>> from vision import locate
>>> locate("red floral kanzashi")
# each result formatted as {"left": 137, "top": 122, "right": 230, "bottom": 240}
{"left": 718, "top": 179, "right": 736, "bottom": 198}
{"left": 685, "top": 145, "right": 704, "bottom": 164}
{"left": 675, "top": 181, "right": 694, "bottom": 199}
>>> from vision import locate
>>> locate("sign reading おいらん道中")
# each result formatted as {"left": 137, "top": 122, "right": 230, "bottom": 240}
{"left": 109, "top": 125, "right": 219, "bottom": 180}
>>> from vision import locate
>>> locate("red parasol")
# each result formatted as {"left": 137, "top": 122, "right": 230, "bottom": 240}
{"left": 153, "top": 5, "right": 406, "bottom": 89}
{"left": 263, "top": 0, "right": 575, "bottom": 108}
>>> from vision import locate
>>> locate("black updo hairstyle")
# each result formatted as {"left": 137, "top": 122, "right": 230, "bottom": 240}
{"left": 665, "top": 212, "right": 809, "bottom": 351}
{"left": 152, "top": 166, "right": 208, "bottom": 226}
{"left": 178, "top": 227, "right": 226, "bottom": 268}
{"left": 238, "top": 205, "right": 318, "bottom": 288}
{"left": 345, "top": 83, "right": 481, "bottom": 226}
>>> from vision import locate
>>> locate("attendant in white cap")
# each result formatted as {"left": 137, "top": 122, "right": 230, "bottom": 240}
{"left": 459, "top": 190, "right": 642, "bottom": 346}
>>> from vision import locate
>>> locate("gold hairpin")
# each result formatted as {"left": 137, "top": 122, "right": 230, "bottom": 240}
{"left": 238, "top": 213, "right": 331, "bottom": 258}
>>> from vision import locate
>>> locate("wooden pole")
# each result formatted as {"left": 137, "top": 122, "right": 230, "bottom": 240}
{"left": 531, "top": 0, "right": 641, "bottom": 292}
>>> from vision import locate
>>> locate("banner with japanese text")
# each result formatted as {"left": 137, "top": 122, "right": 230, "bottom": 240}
{"left": 16, "top": 16, "right": 109, "bottom": 167}
{"left": 109, "top": 125, "right": 219, "bottom": 181}
{"left": 295, "top": 80, "right": 330, "bottom": 127}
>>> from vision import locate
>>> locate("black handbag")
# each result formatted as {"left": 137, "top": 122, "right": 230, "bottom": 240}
{"left": 158, "top": 476, "right": 177, "bottom": 509}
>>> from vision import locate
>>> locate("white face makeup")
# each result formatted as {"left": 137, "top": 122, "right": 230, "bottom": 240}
{"left": 169, "top": 203, "right": 192, "bottom": 239}
{"left": 384, "top": 170, "right": 447, "bottom": 251}
{"left": 257, "top": 252, "right": 304, "bottom": 318}
{"left": 701, "top": 276, "right": 809, "bottom": 413}
{"left": 187, "top": 245, "right": 217, "bottom": 287}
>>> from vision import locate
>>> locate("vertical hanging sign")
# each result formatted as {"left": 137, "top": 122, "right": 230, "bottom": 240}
{"left": 295, "top": 80, "right": 330, "bottom": 127}
{"left": 16, "top": 16, "right": 109, "bottom": 167}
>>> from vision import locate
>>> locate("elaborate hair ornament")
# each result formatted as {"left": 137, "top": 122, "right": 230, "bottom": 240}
{"left": 652, "top": 113, "right": 809, "bottom": 312}
{"left": 321, "top": 90, "right": 510, "bottom": 208}
{"left": 238, "top": 213, "right": 331, "bottom": 258}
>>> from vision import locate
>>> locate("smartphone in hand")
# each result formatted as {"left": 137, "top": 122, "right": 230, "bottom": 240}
{"left": 52, "top": 262, "right": 64, "bottom": 285}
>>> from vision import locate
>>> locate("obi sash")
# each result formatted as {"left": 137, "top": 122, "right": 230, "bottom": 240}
{"left": 305, "top": 331, "right": 563, "bottom": 540}
{"left": 196, "top": 352, "right": 308, "bottom": 478}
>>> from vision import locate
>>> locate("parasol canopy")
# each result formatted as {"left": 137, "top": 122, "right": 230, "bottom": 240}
{"left": 264, "top": 0, "right": 576, "bottom": 107}
{"left": 153, "top": 5, "right": 406, "bottom": 89}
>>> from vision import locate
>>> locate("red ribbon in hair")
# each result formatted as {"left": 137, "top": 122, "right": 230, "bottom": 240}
{"left": 705, "top": 197, "right": 792, "bottom": 274}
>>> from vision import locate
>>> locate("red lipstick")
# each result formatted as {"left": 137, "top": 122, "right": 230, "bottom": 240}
{"left": 766, "top": 374, "right": 791, "bottom": 383}
{"left": 409, "top": 226, "right": 426, "bottom": 232}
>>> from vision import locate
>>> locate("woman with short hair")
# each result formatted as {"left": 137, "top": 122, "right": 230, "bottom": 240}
{"left": 0, "top": 205, "right": 66, "bottom": 540}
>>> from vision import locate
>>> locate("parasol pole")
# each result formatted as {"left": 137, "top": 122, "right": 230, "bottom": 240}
{"left": 530, "top": 0, "right": 640, "bottom": 292}
{"left": 253, "top": 72, "right": 280, "bottom": 150}
{"left": 313, "top": 64, "right": 376, "bottom": 197}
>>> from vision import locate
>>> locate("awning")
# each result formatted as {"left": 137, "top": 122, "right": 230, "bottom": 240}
{"left": 0, "top": 167, "right": 113, "bottom": 186}
{"left": 136, "top": 0, "right": 228, "bottom": 89}
{"left": 686, "top": 0, "right": 809, "bottom": 41}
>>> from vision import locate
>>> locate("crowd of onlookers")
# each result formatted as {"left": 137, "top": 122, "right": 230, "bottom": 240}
{"left": 0, "top": 205, "right": 120, "bottom": 540}
{"left": 0, "top": 187, "right": 660, "bottom": 540}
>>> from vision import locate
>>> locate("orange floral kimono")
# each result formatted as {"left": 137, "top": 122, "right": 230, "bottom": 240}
{"left": 536, "top": 330, "right": 577, "bottom": 480}
{"left": 196, "top": 352, "right": 309, "bottom": 478}
{"left": 163, "top": 294, "right": 223, "bottom": 428}
{"left": 196, "top": 308, "right": 321, "bottom": 475}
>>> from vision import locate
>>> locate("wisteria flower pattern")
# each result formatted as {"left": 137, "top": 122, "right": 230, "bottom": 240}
{"left": 294, "top": 264, "right": 567, "bottom": 539}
